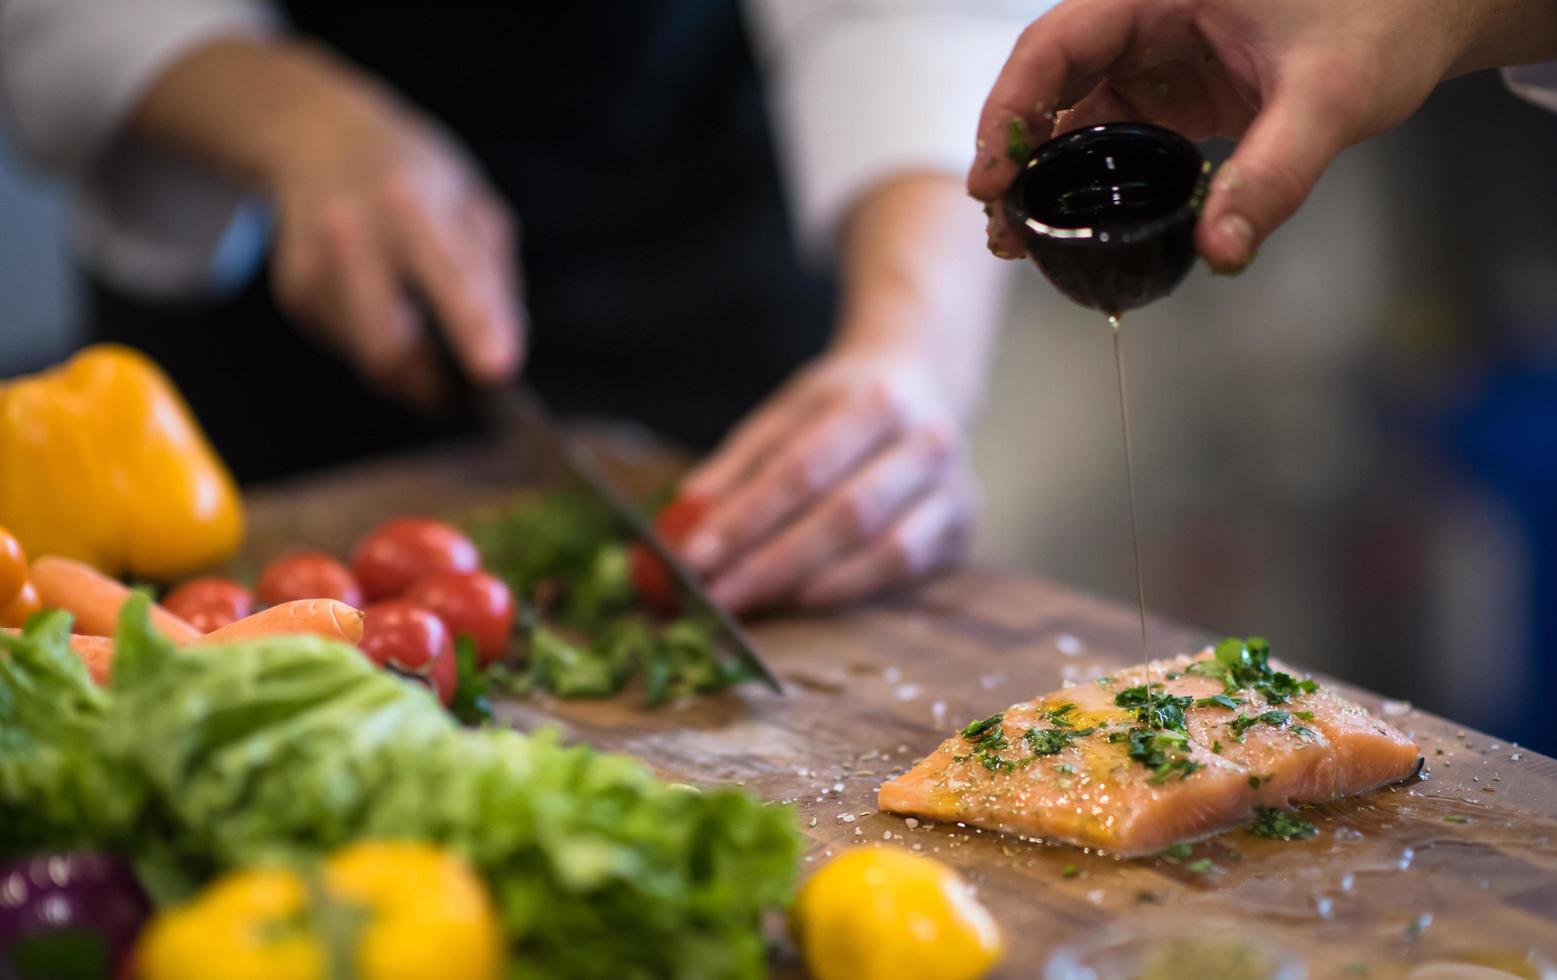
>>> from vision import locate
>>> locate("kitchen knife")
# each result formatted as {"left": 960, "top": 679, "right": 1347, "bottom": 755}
{"left": 481, "top": 384, "right": 785, "bottom": 695}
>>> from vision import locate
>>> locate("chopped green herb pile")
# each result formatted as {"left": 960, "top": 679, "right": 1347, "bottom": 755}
{"left": 467, "top": 492, "right": 751, "bottom": 706}
{"left": 1196, "top": 693, "right": 1245, "bottom": 710}
{"left": 1187, "top": 636, "right": 1319, "bottom": 706}
{"left": 0, "top": 601, "right": 800, "bottom": 979}
{"left": 1115, "top": 685, "right": 1193, "bottom": 731}
{"left": 1120, "top": 728, "right": 1202, "bottom": 784}
{"left": 1248, "top": 806, "right": 1318, "bottom": 841}
{"left": 1024, "top": 725, "right": 1097, "bottom": 756}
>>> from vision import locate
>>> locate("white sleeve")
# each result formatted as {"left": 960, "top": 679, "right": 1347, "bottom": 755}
{"left": 1504, "top": 64, "right": 1557, "bottom": 115}
{"left": 0, "top": 0, "right": 278, "bottom": 298}
{"left": 745, "top": 0, "right": 1040, "bottom": 257}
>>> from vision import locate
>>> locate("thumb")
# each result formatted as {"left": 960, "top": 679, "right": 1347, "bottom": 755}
{"left": 1197, "top": 86, "right": 1351, "bottom": 274}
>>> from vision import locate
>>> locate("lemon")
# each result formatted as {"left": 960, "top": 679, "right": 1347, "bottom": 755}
{"left": 792, "top": 847, "right": 1003, "bottom": 980}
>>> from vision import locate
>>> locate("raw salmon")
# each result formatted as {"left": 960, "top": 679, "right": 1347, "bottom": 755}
{"left": 878, "top": 639, "right": 1420, "bottom": 856}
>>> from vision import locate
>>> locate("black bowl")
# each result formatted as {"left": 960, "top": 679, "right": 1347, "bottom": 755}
{"left": 1003, "top": 122, "right": 1211, "bottom": 317}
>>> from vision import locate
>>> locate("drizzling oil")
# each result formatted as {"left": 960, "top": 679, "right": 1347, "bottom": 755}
{"left": 1108, "top": 315, "right": 1150, "bottom": 672}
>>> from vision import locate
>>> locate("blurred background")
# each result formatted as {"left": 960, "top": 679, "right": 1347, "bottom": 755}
{"left": 2, "top": 70, "right": 1553, "bottom": 753}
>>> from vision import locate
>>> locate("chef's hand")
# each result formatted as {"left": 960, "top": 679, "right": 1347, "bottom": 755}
{"left": 134, "top": 38, "right": 523, "bottom": 404}
{"left": 679, "top": 351, "right": 979, "bottom": 613}
{"left": 677, "top": 174, "right": 1006, "bottom": 614}
{"left": 970, "top": 0, "right": 1557, "bottom": 273}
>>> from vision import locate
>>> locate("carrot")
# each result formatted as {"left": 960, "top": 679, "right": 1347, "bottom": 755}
{"left": 30, "top": 556, "right": 202, "bottom": 644}
{"left": 1, "top": 628, "right": 116, "bottom": 685}
{"left": 193, "top": 598, "right": 365, "bottom": 647}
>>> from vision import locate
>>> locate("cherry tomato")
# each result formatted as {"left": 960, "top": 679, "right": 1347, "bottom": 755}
{"left": 628, "top": 494, "right": 712, "bottom": 616}
{"left": 351, "top": 518, "right": 480, "bottom": 602}
{"left": 404, "top": 570, "right": 515, "bottom": 666}
{"left": 358, "top": 600, "right": 457, "bottom": 705}
{"left": 256, "top": 551, "right": 364, "bottom": 607}
{"left": 0, "top": 526, "right": 26, "bottom": 609}
{"left": 0, "top": 580, "right": 41, "bottom": 629}
{"left": 162, "top": 577, "right": 254, "bottom": 633}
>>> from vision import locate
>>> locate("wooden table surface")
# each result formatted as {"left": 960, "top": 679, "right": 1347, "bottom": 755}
{"left": 245, "top": 431, "right": 1557, "bottom": 980}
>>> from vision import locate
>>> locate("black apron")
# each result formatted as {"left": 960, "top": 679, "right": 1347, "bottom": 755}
{"left": 90, "top": 1, "right": 836, "bottom": 483}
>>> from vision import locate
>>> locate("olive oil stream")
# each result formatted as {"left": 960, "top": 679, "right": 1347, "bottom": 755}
{"left": 1108, "top": 315, "right": 1150, "bottom": 670}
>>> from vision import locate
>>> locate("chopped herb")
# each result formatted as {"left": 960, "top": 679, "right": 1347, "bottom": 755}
{"left": 1095, "top": 675, "right": 1115, "bottom": 687}
{"left": 1046, "top": 702, "right": 1079, "bottom": 727}
{"left": 1165, "top": 670, "right": 1182, "bottom": 680}
{"left": 1054, "top": 763, "right": 1076, "bottom": 774}
{"left": 960, "top": 714, "right": 1004, "bottom": 740}
{"left": 1229, "top": 710, "right": 1292, "bottom": 741}
{"left": 1061, "top": 863, "right": 1079, "bottom": 879}
{"left": 1443, "top": 814, "right": 1470, "bottom": 824}
{"left": 1248, "top": 806, "right": 1318, "bottom": 841}
{"left": 1160, "top": 842, "right": 1193, "bottom": 863}
{"left": 1006, "top": 117, "right": 1032, "bottom": 163}
{"left": 1187, "top": 636, "right": 1319, "bottom": 705}
{"left": 1115, "top": 685, "right": 1193, "bottom": 731}
{"left": 1211, "top": 740, "right": 1223, "bottom": 754}
{"left": 1196, "top": 693, "right": 1246, "bottom": 710}
{"left": 1126, "top": 728, "right": 1202, "bottom": 784}
{"left": 1248, "top": 773, "right": 1274, "bottom": 789}
{"left": 1294, "top": 710, "right": 1316, "bottom": 720}
{"left": 1024, "top": 725, "right": 1097, "bottom": 756}
{"left": 1434, "top": 748, "right": 1445, "bottom": 756}
{"left": 1185, "top": 858, "right": 1216, "bottom": 874}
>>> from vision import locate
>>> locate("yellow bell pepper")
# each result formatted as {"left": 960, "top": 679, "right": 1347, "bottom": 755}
{"left": 135, "top": 841, "right": 504, "bottom": 980}
{"left": 0, "top": 344, "right": 243, "bottom": 580}
{"left": 791, "top": 848, "right": 1004, "bottom": 980}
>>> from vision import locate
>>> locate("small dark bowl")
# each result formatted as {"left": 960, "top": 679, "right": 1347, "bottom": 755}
{"left": 1003, "top": 122, "right": 1211, "bottom": 317}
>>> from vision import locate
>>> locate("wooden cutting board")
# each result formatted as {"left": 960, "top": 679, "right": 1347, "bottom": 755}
{"left": 244, "top": 431, "right": 1557, "bottom": 980}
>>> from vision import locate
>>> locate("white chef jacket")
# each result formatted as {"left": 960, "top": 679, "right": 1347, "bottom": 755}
{"left": 0, "top": 0, "right": 1037, "bottom": 299}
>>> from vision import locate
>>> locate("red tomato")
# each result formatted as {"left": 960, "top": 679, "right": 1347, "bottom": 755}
{"left": 358, "top": 600, "right": 457, "bottom": 705}
{"left": 404, "top": 570, "right": 514, "bottom": 667}
{"left": 628, "top": 493, "right": 712, "bottom": 616}
{"left": 256, "top": 551, "right": 363, "bottom": 607}
{"left": 351, "top": 518, "right": 480, "bottom": 602}
{"left": 162, "top": 577, "right": 254, "bottom": 633}
{"left": 0, "top": 526, "right": 27, "bottom": 609}
{"left": 0, "top": 580, "right": 40, "bottom": 629}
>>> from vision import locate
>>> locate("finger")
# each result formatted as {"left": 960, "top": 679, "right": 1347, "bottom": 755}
{"left": 968, "top": 0, "right": 1140, "bottom": 203}
{"left": 1052, "top": 80, "right": 1139, "bottom": 135}
{"left": 316, "top": 203, "right": 441, "bottom": 406}
{"left": 384, "top": 180, "right": 522, "bottom": 385}
{"left": 466, "top": 193, "right": 527, "bottom": 376}
{"left": 707, "top": 423, "right": 955, "bottom": 613}
{"left": 792, "top": 476, "right": 976, "bottom": 610}
{"left": 1196, "top": 80, "right": 1352, "bottom": 273}
{"left": 680, "top": 382, "right": 820, "bottom": 502}
{"left": 683, "top": 387, "right": 903, "bottom": 575}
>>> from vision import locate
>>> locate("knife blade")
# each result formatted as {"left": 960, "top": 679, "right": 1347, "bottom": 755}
{"left": 480, "top": 384, "right": 785, "bottom": 695}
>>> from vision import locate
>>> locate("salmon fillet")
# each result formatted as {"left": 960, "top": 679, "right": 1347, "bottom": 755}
{"left": 878, "top": 639, "right": 1420, "bottom": 856}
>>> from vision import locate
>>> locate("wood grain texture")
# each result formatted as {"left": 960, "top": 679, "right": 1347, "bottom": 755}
{"left": 243, "top": 432, "right": 1557, "bottom": 979}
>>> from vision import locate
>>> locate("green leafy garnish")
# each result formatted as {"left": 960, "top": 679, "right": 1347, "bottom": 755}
{"left": 1196, "top": 694, "right": 1245, "bottom": 710}
{"left": 1024, "top": 725, "right": 1098, "bottom": 756}
{"left": 1229, "top": 709, "right": 1291, "bottom": 741}
{"left": 1160, "top": 842, "right": 1193, "bottom": 863}
{"left": 1046, "top": 702, "right": 1079, "bottom": 727}
{"left": 1248, "top": 806, "right": 1318, "bottom": 840}
{"left": 1185, "top": 858, "right": 1216, "bottom": 874}
{"left": 1443, "top": 814, "right": 1470, "bottom": 824}
{"left": 1006, "top": 117, "right": 1032, "bottom": 163}
{"left": 1247, "top": 773, "right": 1273, "bottom": 789}
{"left": 1061, "top": 863, "right": 1080, "bottom": 879}
{"left": 1126, "top": 728, "right": 1202, "bottom": 784}
{"left": 1115, "top": 685, "right": 1193, "bottom": 731}
{"left": 1187, "top": 637, "right": 1318, "bottom": 705}
{"left": 961, "top": 714, "right": 1004, "bottom": 739}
